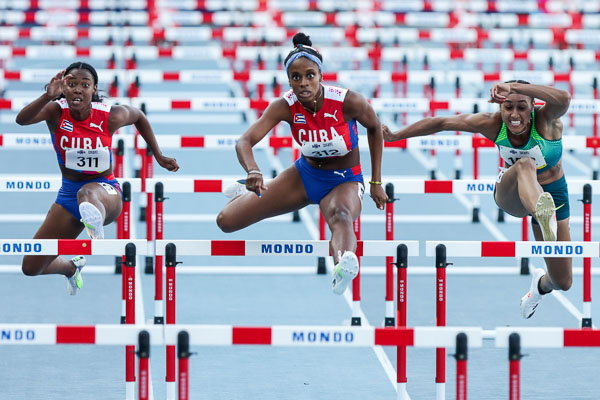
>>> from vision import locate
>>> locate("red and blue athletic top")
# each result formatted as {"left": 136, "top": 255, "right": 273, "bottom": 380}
{"left": 283, "top": 84, "right": 359, "bottom": 159}
{"left": 52, "top": 99, "right": 112, "bottom": 174}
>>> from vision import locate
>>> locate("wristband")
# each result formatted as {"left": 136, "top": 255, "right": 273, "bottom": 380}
{"left": 247, "top": 170, "right": 262, "bottom": 175}
{"left": 369, "top": 181, "right": 382, "bottom": 185}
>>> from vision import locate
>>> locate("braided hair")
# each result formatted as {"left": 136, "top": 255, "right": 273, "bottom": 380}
{"left": 284, "top": 33, "right": 323, "bottom": 75}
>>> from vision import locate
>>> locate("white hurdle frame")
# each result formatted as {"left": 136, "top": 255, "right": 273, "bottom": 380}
{"left": 155, "top": 239, "right": 418, "bottom": 400}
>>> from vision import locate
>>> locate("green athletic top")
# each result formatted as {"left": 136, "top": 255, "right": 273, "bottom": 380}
{"left": 494, "top": 111, "right": 562, "bottom": 174}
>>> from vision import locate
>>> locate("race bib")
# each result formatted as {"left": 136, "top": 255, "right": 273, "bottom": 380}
{"left": 65, "top": 148, "right": 111, "bottom": 172}
{"left": 498, "top": 145, "right": 547, "bottom": 169}
{"left": 300, "top": 135, "right": 349, "bottom": 158}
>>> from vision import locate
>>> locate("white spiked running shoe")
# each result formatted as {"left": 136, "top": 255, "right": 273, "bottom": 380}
{"left": 67, "top": 256, "right": 86, "bottom": 296}
{"left": 79, "top": 202, "right": 104, "bottom": 239}
{"left": 534, "top": 192, "right": 557, "bottom": 242}
{"left": 520, "top": 268, "right": 546, "bottom": 319}
{"left": 332, "top": 250, "right": 359, "bottom": 295}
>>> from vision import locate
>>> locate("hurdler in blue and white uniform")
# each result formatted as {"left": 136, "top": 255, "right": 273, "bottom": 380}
{"left": 217, "top": 32, "right": 388, "bottom": 295}
{"left": 383, "top": 80, "right": 573, "bottom": 320}
{"left": 16, "top": 62, "right": 179, "bottom": 295}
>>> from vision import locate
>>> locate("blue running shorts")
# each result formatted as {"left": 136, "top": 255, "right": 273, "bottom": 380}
{"left": 56, "top": 174, "right": 122, "bottom": 221}
{"left": 294, "top": 156, "right": 364, "bottom": 204}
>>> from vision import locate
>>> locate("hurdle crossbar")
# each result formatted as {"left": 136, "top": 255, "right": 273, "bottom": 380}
{"left": 155, "top": 240, "right": 419, "bottom": 257}
{"left": 426, "top": 241, "right": 600, "bottom": 258}
{"left": 0, "top": 239, "right": 147, "bottom": 255}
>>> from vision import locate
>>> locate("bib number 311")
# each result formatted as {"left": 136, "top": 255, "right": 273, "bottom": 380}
{"left": 65, "top": 148, "right": 110, "bottom": 172}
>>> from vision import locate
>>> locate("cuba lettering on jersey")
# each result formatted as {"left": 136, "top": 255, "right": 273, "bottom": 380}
{"left": 52, "top": 99, "right": 113, "bottom": 174}
{"left": 284, "top": 85, "right": 359, "bottom": 159}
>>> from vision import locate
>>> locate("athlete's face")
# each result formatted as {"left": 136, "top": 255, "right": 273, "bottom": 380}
{"left": 500, "top": 93, "right": 534, "bottom": 135}
{"left": 63, "top": 68, "right": 97, "bottom": 111}
{"left": 287, "top": 57, "right": 322, "bottom": 102}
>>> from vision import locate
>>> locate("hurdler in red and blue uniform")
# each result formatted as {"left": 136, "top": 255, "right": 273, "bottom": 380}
{"left": 284, "top": 84, "right": 364, "bottom": 203}
{"left": 51, "top": 98, "right": 122, "bottom": 220}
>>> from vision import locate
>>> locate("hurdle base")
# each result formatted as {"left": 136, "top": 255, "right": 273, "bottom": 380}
{"left": 593, "top": 170, "right": 598, "bottom": 180}
{"left": 145, "top": 257, "right": 154, "bottom": 274}
{"left": 455, "top": 170, "right": 461, "bottom": 180}
{"left": 351, "top": 317, "right": 361, "bottom": 326}
{"left": 139, "top": 206, "right": 146, "bottom": 222}
{"left": 120, "top": 315, "right": 126, "bottom": 324}
{"left": 154, "top": 316, "right": 164, "bottom": 325}
{"left": 384, "top": 317, "right": 395, "bottom": 327}
{"left": 497, "top": 209, "right": 505, "bottom": 222}
{"left": 582, "top": 318, "right": 592, "bottom": 328}
{"left": 114, "top": 256, "right": 122, "bottom": 274}
{"left": 430, "top": 170, "right": 436, "bottom": 180}
{"left": 472, "top": 207, "right": 479, "bottom": 223}
{"left": 317, "top": 257, "right": 326, "bottom": 274}
{"left": 520, "top": 258, "right": 529, "bottom": 275}
{"left": 292, "top": 210, "right": 300, "bottom": 222}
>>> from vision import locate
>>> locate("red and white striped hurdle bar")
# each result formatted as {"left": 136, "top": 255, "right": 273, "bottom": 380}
{"left": 3, "top": 97, "right": 599, "bottom": 114}
{"left": 0, "top": 239, "right": 147, "bottom": 255}
{"left": 155, "top": 240, "right": 418, "bottom": 257}
{"left": 143, "top": 177, "right": 600, "bottom": 196}
{"left": 0, "top": 324, "right": 481, "bottom": 347}
{"left": 0, "top": 176, "right": 141, "bottom": 193}
{"left": 4, "top": 323, "right": 600, "bottom": 347}
{"left": 3, "top": 134, "right": 599, "bottom": 154}
{"left": 0, "top": 1, "right": 594, "bottom": 14}
{"left": 496, "top": 327, "right": 600, "bottom": 348}
{"left": 0, "top": 10, "right": 593, "bottom": 29}
{"left": 5, "top": 68, "right": 600, "bottom": 85}
{"left": 426, "top": 241, "right": 600, "bottom": 258}
{"left": 3, "top": 43, "right": 600, "bottom": 62}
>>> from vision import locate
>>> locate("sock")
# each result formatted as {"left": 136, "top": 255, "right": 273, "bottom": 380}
{"left": 537, "top": 275, "right": 552, "bottom": 295}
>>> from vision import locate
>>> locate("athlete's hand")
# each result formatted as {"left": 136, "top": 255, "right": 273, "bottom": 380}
{"left": 156, "top": 155, "right": 179, "bottom": 172}
{"left": 489, "top": 82, "right": 511, "bottom": 104}
{"left": 382, "top": 124, "right": 398, "bottom": 142}
{"left": 46, "top": 70, "right": 68, "bottom": 99}
{"left": 245, "top": 171, "right": 267, "bottom": 198}
{"left": 370, "top": 183, "right": 388, "bottom": 210}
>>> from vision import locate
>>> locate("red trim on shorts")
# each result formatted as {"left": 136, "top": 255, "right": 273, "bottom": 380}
{"left": 351, "top": 164, "right": 362, "bottom": 176}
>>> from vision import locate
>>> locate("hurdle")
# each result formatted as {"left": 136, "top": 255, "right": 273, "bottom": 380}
{"left": 155, "top": 239, "right": 418, "bottom": 400}
{"left": 0, "top": 239, "right": 145, "bottom": 399}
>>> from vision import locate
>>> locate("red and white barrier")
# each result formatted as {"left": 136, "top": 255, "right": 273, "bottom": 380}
{"left": 0, "top": 239, "right": 147, "bottom": 255}
{"left": 5, "top": 68, "right": 600, "bottom": 85}
{"left": 0, "top": 176, "right": 141, "bottom": 193}
{"left": 426, "top": 241, "right": 600, "bottom": 258}
{"left": 154, "top": 239, "right": 418, "bottom": 257}
{"left": 496, "top": 327, "right": 600, "bottom": 348}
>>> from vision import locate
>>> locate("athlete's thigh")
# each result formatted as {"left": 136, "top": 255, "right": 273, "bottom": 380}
{"left": 81, "top": 182, "right": 123, "bottom": 223}
{"left": 221, "top": 164, "right": 311, "bottom": 227}
{"left": 494, "top": 167, "right": 528, "bottom": 217}
{"left": 319, "top": 181, "right": 363, "bottom": 222}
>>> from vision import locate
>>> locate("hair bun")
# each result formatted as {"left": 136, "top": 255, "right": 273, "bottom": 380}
{"left": 292, "top": 32, "right": 312, "bottom": 47}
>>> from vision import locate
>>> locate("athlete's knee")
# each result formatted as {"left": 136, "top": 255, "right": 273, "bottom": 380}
{"left": 514, "top": 157, "right": 536, "bottom": 173}
{"left": 216, "top": 211, "right": 237, "bottom": 233}
{"left": 327, "top": 206, "right": 354, "bottom": 227}
{"left": 77, "top": 185, "right": 98, "bottom": 203}
{"left": 21, "top": 256, "right": 42, "bottom": 276}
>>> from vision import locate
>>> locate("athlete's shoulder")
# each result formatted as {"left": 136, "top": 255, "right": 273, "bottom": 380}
{"left": 282, "top": 89, "right": 297, "bottom": 106}
{"left": 91, "top": 101, "right": 111, "bottom": 113}
{"left": 323, "top": 85, "right": 348, "bottom": 101}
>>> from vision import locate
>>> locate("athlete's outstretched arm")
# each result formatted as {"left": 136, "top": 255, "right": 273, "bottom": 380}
{"left": 109, "top": 104, "right": 179, "bottom": 172}
{"left": 382, "top": 112, "right": 501, "bottom": 143}
{"left": 344, "top": 90, "right": 387, "bottom": 210}
{"left": 15, "top": 70, "right": 65, "bottom": 125}
{"left": 234, "top": 98, "right": 290, "bottom": 196}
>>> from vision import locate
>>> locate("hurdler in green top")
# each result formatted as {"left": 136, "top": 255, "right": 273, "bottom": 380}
{"left": 494, "top": 111, "right": 562, "bottom": 173}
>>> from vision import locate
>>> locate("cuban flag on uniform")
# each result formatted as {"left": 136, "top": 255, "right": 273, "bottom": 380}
{"left": 294, "top": 113, "right": 306, "bottom": 124}
{"left": 60, "top": 120, "right": 73, "bottom": 132}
